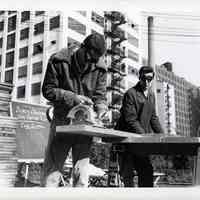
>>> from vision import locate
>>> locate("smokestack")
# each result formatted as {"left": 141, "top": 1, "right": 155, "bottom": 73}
{"left": 147, "top": 16, "right": 158, "bottom": 112}
{"left": 147, "top": 16, "right": 154, "bottom": 68}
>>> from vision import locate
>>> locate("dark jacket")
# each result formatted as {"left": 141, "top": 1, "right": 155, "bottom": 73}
{"left": 115, "top": 82, "right": 163, "bottom": 134}
{"left": 42, "top": 47, "right": 107, "bottom": 125}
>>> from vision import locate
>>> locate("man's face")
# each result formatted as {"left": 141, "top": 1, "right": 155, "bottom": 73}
{"left": 139, "top": 72, "right": 154, "bottom": 91}
{"left": 86, "top": 48, "right": 102, "bottom": 64}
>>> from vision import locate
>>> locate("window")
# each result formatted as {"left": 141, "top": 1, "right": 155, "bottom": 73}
{"left": 35, "top": 11, "right": 45, "bottom": 16}
{"left": 8, "top": 15, "right": 16, "bottom": 32}
{"left": 7, "top": 33, "right": 15, "bottom": 50}
{"left": 51, "top": 40, "right": 56, "bottom": 45}
{"left": 32, "top": 61, "right": 42, "bottom": 75}
{"left": 5, "top": 69, "right": 13, "bottom": 84}
{"left": 91, "top": 12, "right": 104, "bottom": 27}
{"left": 128, "top": 49, "right": 139, "bottom": 62}
{"left": 20, "top": 28, "right": 29, "bottom": 40}
{"left": 34, "top": 21, "right": 44, "bottom": 35}
{"left": 19, "top": 46, "right": 28, "bottom": 59}
{"left": 5, "top": 51, "right": 14, "bottom": 68}
{"left": 21, "top": 11, "right": 30, "bottom": 22}
{"left": 0, "top": 55, "right": 2, "bottom": 65}
{"left": 8, "top": 11, "right": 16, "bottom": 15}
{"left": 68, "top": 17, "right": 86, "bottom": 35}
{"left": 0, "top": 21, "right": 4, "bottom": 31}
{"left": 157, "top": 89, "right": 161, "bottom": 93}
{"left": 128, "top": 33, "right": 138, "bottom": 47}
{"left": 50, "top": 16, "right": 60, "bottom": 30}
{"left": 0, "top": 11, "right": 5, "bottom": 15}
{"left": 77, "top": 11, "right": 86, "bottom": 17}
{"left": 18, "top": 65, "right": 27, "bottom": 78}
{"left": 31, "top": 82, "right": 41, "bottom": 96}
{"left": 17, "top": 85, "right": 25, "bottom": 98}
{"left": 0, "top": 38, "right": 2, "bottom": 48}
{"left": 33, "top": 41, "right": 43, "bottom": 55}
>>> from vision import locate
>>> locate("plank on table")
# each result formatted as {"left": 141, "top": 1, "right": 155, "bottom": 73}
{"left": 56, "top": 124, "right": 140, "bottom": 138}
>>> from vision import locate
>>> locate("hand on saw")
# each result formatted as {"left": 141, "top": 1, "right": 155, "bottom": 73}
{"left": 76, "top": 95, "right": 94, "bottom": 106}
{"left": 97, "top": 110, "right": 109, "bottom": 121}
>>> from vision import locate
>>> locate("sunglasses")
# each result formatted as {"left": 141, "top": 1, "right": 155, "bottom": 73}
{"left": 141, "top": 75, "right": 154, "bottom": 82}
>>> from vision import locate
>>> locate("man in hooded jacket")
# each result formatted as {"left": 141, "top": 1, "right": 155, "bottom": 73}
{"left": 41, "top": 33, "right": 107, "bottom": 187}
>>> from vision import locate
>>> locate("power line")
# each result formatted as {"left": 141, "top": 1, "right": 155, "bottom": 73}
{"left": 143, "top": 12, "right": 200, "bottom": 21}
{"left": 142, "top": 31, "right": 200, "bottom": 38}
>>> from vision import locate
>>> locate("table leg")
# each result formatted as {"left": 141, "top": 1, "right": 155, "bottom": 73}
{"left": 194, "top": 147, "right": 200, "bottom": 185}
{"left": 24, "top": 163, "right": 29, "bottom": 187}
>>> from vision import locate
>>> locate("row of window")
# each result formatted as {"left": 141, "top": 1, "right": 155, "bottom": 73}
{"left": 0, "top": 11, "right": 44, "bottom": 16}
{"left": 5, "top": 69, "right": 41, "bottom": 97}
{"left": 5, "top": 41, "right": 43, "bottom": 68}
{"left": 17, "top": 82, "right": 41, "bottom": 98}
{"left": 0, "top": 17, "right": 59, "bottom": 52}
{"left": 0, "top": 15, "right": 60, "bottom": 33}
{"left": 4, "top": 61, "right": 43, "bottom": 84}
{"left": 18, "top": 61, "right": 43, "bottom": 78}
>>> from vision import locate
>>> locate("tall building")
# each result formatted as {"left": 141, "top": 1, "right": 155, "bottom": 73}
{"left": 0, "top": 10, "right": 140, "bottom": 108}
{"left": 156, "top": 64, "right": 196, "bottom": 136}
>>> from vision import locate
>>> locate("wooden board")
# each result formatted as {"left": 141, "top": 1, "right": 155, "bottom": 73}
{"left": 56, "top": 124, "right": 140, "bottom": 138}
{"left": 56, "top": 124, "right": 200, "bottom": 143}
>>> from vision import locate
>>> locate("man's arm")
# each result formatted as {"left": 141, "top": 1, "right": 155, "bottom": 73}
{"left": 92, "top": 70, "right": 108, "bottom": 117}
{"left": 150, "top": 106, "right": 164, "bottom": 134}
{"left": 150, "top": 93, "right": 164, "bottom": 134}
{"left": 42, "top": 58, "right": 80, "bottom": 107}
{"left": 123, "top": 91, "right": 146, "bottom": 134}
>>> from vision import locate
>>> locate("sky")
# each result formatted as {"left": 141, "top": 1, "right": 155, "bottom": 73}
{"left": 149, "top": 12, "right": 200, "bottom": 86}
{"left": 2, "top": 0, "right": 200, "bottom": 85}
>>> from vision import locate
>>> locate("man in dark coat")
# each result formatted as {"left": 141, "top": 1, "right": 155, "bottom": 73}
{"left": 41, "top": 33, "right": 107, "bottom": 187}
{"left": 115, "top": 66, "right": 164, "bottom": 187}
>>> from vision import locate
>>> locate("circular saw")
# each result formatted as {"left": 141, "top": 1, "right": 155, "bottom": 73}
{"left": 67, "top": 104, "right": 103, "bottom": 127}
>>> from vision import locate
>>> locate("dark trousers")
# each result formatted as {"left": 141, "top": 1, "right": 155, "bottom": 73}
{"left": 119, "top": 152, "right": 154, "bottom": 187}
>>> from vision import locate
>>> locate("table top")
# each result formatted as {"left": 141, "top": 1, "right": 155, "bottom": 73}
{"left": 56, "top": 125, "right": 200, "bottom": 155}
{"left": 56, "top": 124, "right": 200, "bottom": 144}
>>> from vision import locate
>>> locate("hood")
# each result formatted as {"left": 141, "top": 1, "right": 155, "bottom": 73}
{"left": 51, "top": 46, "right": 107, "bottom": 72}
{"left": 51, "top": 46, "right": 78, "bottom": 63}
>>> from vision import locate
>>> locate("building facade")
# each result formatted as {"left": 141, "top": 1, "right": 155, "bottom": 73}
{"left": 156, "top": 64, "right": 196, "bottom": 136}
{"left": 0, "top": 10, "right": 140, "bottom": 107}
